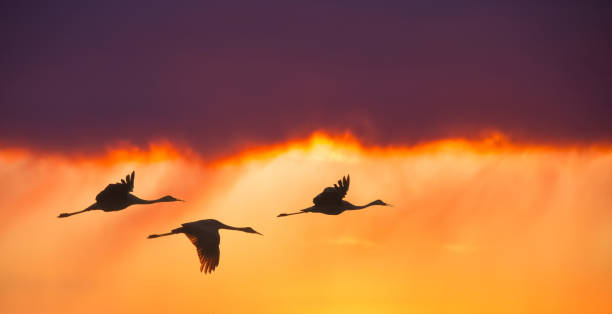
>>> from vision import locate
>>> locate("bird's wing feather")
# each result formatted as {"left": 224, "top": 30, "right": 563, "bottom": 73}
{"left": 185, "top": 234, "right": 220, "bottom": 274}
{"left": 127, "top": 171, "right": 135, "bottom": 192}
{"left": 313, "top": 175, "right": 350, "bottom": 206}
{"left": 95, "top": 171, "right": 135, "bottom": 202}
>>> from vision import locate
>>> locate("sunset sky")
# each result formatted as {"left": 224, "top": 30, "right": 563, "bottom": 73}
{"left": 1, "top": 1, "right": 611, "bottom": 314}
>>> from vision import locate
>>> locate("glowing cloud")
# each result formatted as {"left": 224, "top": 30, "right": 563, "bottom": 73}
{"left": 0, "top": 132, "right": 611, "bottom": 314}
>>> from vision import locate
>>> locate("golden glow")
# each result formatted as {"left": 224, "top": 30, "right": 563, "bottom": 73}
{"left": 1, "top": 132, "right": 611, "bottom": 314}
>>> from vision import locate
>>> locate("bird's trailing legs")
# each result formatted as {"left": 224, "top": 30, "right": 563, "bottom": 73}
{"left": 277, "top": 212, "right": 307, "bottom": 217}
{"left": 147, "top": 232, "right": 177, "bottom": 239}
{"left": 148, "top": 228, "right": 182, "bottom": 238}
{"left": 277, "top": 207, "right": 313, "bottom": 217}
{"left": 57, "top": 203, "right": 98, "bottom": 218}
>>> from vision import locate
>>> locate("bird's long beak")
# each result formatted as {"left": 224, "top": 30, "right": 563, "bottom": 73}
{"left": 386, "top": 203, "right": 394, "bottom": 207}
{"left": 255, "top": 231, "right": 263, "bottom": 236}
{"left": 177, "top": 199, "right": 186, "bottom": 202}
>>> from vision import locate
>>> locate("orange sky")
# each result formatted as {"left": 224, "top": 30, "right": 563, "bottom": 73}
{"left": 1, "top": 133, "right": 611, "bottom": 314}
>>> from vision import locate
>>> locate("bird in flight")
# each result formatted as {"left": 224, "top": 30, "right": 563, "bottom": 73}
{"left": 277, "top": 175, "right": 391, "bottom": 217}
{"left": 147, "top": 219, "right": 262, "bottom": 273}
{"left": 58, "top": 171, "right": 183, "bottom": 218}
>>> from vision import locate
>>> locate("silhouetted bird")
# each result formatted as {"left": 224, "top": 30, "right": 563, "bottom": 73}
{"left": 58, "top": 171, "right": 183, "bottom": 218}
{"left": 277, "top": 175, "right": 391, "bottom": 217}
{"left": 147, "top": 219, "right": 262, "bottom": 273}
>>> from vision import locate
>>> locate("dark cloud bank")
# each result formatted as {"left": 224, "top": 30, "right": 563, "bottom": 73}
{"left": 1, "top": 1, "right": 611, "bottom": 156}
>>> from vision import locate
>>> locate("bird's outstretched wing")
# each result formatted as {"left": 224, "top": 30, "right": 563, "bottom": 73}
{"left": 312, "top": 175, "right": 350, "bottom": 206}
{"left": 95, "top": 171, "right": 135, "bottom": 202}
{"left": 185, "top": 234, "right": 220, "bottom": 274}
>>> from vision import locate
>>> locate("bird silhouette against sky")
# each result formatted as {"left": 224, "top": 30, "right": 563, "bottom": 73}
{"left": 57, "top": 171, "right": 183, "bottom": 218}
{"left": 148, "top": 219, "right": 262, "bottom": 273}
{"left": 277, "top": 175, "right": 391, "bottom": 217}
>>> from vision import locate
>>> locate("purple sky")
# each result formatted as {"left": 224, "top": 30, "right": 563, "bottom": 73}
{"left": 2, "top": 1, "right": 611, "bottom": 156}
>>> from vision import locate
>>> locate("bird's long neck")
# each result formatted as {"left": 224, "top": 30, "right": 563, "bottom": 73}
{"left": 218, "top": 223, "right": 249, "bottom": 233}
{"left": 346, "top": 201, "right": 379, "bottom": 210}
{"left": 129, "top": 195, "right": 166, "bottom": 205}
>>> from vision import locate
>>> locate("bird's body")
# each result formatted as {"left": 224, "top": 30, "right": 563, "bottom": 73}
{"left": 147, "top": 219, "right": 261, "bottom": 273}
{"left": 277, "top": 175, "right": 391, "bottom": 217}
{"left": 299, "top": 200, "right": 372, "bottom": 215}
{"left": 58, "top": 171, "right": 183, "bottom": 218}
